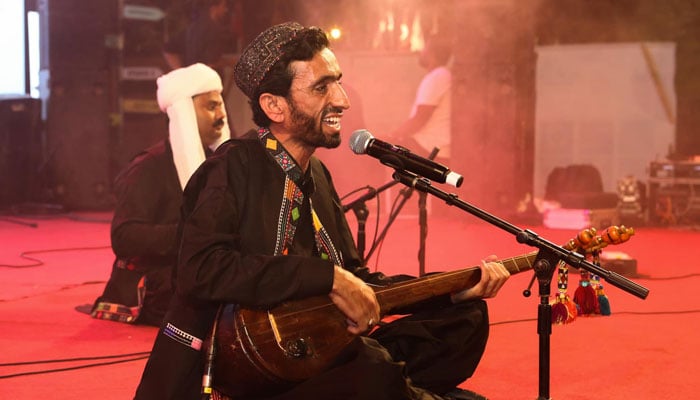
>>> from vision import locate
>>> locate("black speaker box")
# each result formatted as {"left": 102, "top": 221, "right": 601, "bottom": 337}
{"left": 38, "top": 0, "right": 120, "bottom": 70}
{"left": 45, "top": 69, "right": 115, "bottom": 210}
{"left": 0, "top": 95, "right": 42, "bottom": 208}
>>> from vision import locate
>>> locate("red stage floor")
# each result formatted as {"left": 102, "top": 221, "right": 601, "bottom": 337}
{"left": 1, "top": 209, "right": 698, "bottom": 399}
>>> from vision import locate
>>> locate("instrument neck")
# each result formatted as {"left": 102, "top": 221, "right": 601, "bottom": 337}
{"left": 375, "top": 251, "right": 537, "bottom": 315}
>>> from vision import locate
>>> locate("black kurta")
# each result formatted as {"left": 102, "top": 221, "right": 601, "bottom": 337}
{"left": 92, "top": 139, "right": 181, "bottom": 325}
{"left": 135, "top": 135, "right": 489, "bottom": 400}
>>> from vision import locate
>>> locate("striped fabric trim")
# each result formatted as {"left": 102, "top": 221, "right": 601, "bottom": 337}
{"left": 163, "top": 323, "right": 203, "bottom": 351}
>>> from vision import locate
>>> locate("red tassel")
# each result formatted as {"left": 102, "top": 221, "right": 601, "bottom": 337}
{"left": 574, "top": 272, "right": 599, "bottom": 315}
{"left": 551, "top": 301, "right": 569, "bottom": 324}
{"left": 550, "top": 293, "right": 577, "bottom": 324}
{"left": 550, "top": 262, "right": 578, "bottom": 324}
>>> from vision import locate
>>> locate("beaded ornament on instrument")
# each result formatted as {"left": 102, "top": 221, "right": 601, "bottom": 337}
{"left": 551, "top": 225, "right": 634, "bottom": 324}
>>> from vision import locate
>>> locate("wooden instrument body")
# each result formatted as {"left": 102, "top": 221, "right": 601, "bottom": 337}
{"left": 212, "top": 252, "right": 538, "bottom": 397}
{"left": 213, "top": 298, "right": 356, "bottom": 397}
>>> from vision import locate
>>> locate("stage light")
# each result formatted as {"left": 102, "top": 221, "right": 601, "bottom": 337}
{"left": 329, "top": 27, "right": 342, "bottom": 40}
{"left": 399, "top": 24, "right": 409, "bottom": 41}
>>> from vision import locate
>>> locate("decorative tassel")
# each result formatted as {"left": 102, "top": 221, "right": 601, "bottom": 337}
{"left": 573, "top": 271, "right": 599, "bottom": 315}
{"left": 551, "top": 262, "right": 577, "bottom": 324}
{"left": 564, "top": 297, "right": 578, "bottom": 320}
{"left": 551, "top": 294, "right": 570, "bottom": 324}
{"left": 588, "top": 251, "right": 610, "bottom": 316}
{"left": 552, "top": 293, "right": 577, "bottom": 324}
{"left": 596, "top": 284, "right": 611, "bottom": 316}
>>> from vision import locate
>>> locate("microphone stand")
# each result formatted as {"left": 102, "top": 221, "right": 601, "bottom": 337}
{"left": 416, "top": 147, "right": 441, "bottom": 276}
{"left": 352, "top": 148, "right": 440, "bottom": 269}
{"left": 343, "top": 180, "right": 400, "bottom": 262}
{"left": 418, "top": 190, "right": 428, "bottom": 277}
{"left": 391, "top": 169, "right": 650, "bottom": 400}
{"left": 363, "top": 184, "right": 415, "bottom": 264}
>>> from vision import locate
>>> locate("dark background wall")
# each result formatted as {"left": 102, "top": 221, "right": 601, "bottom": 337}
{"left": 12, "top": 0, "right": 699, "bottom": 211}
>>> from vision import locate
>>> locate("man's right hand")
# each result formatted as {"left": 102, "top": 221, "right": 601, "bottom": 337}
{"left": 328, "top": 266, "right": 380, "bottom": 335}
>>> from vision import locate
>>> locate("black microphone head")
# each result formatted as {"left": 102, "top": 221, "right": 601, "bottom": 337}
{"left": 349, "top": 129, "right": 374, "bottom": 154}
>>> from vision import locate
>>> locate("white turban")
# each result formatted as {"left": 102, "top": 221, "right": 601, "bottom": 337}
{"left": 156, "top": 63, "right": 231, "bottom": 189}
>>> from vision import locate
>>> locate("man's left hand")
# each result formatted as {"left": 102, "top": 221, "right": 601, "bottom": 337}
{"left": 450, "top": 255, "right": 510, "bottom": 303}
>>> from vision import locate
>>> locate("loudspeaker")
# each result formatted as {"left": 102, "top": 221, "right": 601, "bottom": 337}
{"left": 45, "top": 69, "right": 115, "bottom": 210}
{"left": 119, "top": 0, "right": 169, "bottom": 172}
{"left": 36, "top": 0, "right": 121, "bottom": 210}
{"left": 0, "top": 96, "right": 42, "bottom": 208}
{"left": 38, "top": 0, "right": 120, "bottom": 70}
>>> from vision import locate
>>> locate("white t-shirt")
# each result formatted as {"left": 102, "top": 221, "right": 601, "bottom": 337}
{"left": 410, "top": 66, "right": 451, "bottom": 158}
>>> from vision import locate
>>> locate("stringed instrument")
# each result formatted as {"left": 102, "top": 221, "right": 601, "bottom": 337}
{"left": 210, "top": 226, "right": 634, "bottom": 397}
{"left": 210, "top": 251, "right": 537, "bottom": 397}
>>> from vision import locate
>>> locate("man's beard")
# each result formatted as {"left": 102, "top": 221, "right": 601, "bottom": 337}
{"left": 288, "top": 98, "right": 341, "bottom": 149}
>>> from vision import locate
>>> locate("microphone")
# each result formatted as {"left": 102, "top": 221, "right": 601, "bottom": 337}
{"left": 348, "top": 129, "right": 463, "bottom": 188}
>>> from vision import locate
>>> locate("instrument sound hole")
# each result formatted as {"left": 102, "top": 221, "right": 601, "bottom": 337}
{"left": 285, "top": 338, "right": 308, "bottom": 358}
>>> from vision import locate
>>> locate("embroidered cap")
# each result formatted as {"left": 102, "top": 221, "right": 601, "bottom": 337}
{"left": 234, "top": 21, "right": 304, "bottom": 99}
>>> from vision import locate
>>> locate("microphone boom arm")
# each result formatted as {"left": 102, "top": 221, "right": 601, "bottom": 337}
{"left": 390, "top": 169, "right": 649, "bottom": 298}
{"left": 342, "top": 180, "right": 399, "bottom": 213}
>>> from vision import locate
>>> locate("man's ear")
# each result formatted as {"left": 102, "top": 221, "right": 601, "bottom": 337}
{"left": 259, "top": 93, "right": 286, "bottom": 123}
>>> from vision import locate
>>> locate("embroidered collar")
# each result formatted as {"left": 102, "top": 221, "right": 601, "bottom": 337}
{"left": 257, "top": 127, "right": 342, "bottom": 265}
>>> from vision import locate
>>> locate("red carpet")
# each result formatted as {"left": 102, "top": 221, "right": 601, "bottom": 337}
{"left": 1, "top": 209, "right": 698, "bottom": 399}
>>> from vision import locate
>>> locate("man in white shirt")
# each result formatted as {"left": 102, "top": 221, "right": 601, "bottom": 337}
{"left": 390, "top": 35, "right": 452, "bottom": 161}
{"left": 390, "top": 36, "right": 452, "bottom": 217}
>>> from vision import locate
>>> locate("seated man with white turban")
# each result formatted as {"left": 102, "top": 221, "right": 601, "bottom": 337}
{"left": 91, "top": 63, "right": 230, "bottom": 326}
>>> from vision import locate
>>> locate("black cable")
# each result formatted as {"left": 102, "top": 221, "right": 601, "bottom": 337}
{"left": 0, "top": 355, "right": 149, "bottom": 379}
{"left": 491, "top": 318, "right": 537, "bottom": 326}
{"left": 370, "top": 188, "right": 381, "bottom": 264}
{"left": 65, "top": 213, "right": 112, "bottom": 224}
{"left": 0, "top": 351, "right": 151, "bottom": 367}
{"left": 641, "top": 273, "right": 700, "bottom": 280}
{"left": 490, "top": 309, "right": 700, "bottom": 327}
{"left": 341, "top": 184, "right": 383, "bottom": 269}
{"left": 5, "top": 203, "right": 65, "bottom": 218}
{"left": 613, "top": 309, "right": 700, "bottom": 316}
{"left": 339, "top": 185, "right": 372, "bottom": 202}
{"left": 0, "top": 216, "right": 38, "bottom": 228}
{"left": 201, "top": 306, "right": 223, "bottom": 398}
{"left": 0, "top": 245, "right": 110, "bottom": 268}
{"left": 0, "top": 208, "right": 110, "bottom": 229}
{"left": 369, "top": 190, "right": 404, "bottom": 272}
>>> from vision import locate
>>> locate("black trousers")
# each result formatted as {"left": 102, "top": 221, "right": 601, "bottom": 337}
{"left": 136, "top": 299, "right": 489, "bottom": 400}
{"left": 261, "top": 299, "right": 490, "bottom": 400}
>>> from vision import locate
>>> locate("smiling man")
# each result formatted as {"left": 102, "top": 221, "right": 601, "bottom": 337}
{"left": 134, "top": 22, "right": 509, "bottom": 400}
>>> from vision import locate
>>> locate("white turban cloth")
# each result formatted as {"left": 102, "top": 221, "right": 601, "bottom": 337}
{"left": 156, "top": 63, "right": 231, "bottom": 189}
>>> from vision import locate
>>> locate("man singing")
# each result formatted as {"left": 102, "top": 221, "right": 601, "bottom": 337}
{"left": 135, "top": 22, "right": 509, "bottom": 400}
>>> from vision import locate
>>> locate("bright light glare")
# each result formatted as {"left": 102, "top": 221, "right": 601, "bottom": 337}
{"left": 329, "top": 27, "right": 342, "bottom": 40}
{"left": 28, "top": 11, "right": 40, "bottom": 98}
{"left": 399, "top": 24, "right": 409, "bottom": 41}
{"left": 0, "top": 0, "right": 25, "bottom": 95}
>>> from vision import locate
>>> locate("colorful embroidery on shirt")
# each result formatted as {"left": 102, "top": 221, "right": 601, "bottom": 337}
{"left": 258, "top": 127, "right": 342, "bottom": 265}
